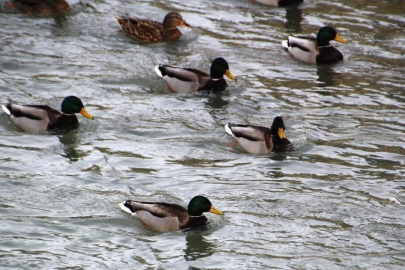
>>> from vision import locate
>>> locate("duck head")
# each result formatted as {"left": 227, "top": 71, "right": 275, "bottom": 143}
{"left": 61, "top": 96, "right": 94, "bottom": 119}
{"left": 188, "top": 196, "right": 224, "bottom": 216}
{"left": 271, "top": 116, "right": 287, "bottom": 140}
{"left": 317, "top": 26, "right": 347, "bottom": 46}
{"left": 163, "top": 12, "right": 192, "bottom": 30}
{"left": 210, "top": 57, "right": 236, "bottom": 81}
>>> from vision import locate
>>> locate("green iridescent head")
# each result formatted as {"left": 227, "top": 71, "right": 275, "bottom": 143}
{"left": 317, "top": 26, "right": 347, "bottom": 47}
{"left": 61, "top": 96, "right": 93, "bottom": 119}
{"left": 271, "top": 116, "right": 287, "bottom": 140}
{"left": 187, "top": 196, "right": 224, "bottom": 216}
{"left": 210, "top": 57, "right": 236, "bottom": 80}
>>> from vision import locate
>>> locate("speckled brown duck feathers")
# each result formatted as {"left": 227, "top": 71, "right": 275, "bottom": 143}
{"left": 114, "top": 12, "right": 192, "bottom": 43}
{"left": 12, "top": 0, "right": 70, "bottom": 15}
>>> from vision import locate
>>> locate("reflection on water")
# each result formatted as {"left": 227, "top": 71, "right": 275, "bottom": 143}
{"left": 184, "top": 233, "right": 216, "bottom": 262}
{"left": 58, "top": 129, "right": 81, "bottom": 162}
{"left": 316, "top": 65, "right": 338, "bottom": 87}
{"left": 52, "top": 13, "right": 69, "bottom": 27}
{"left": 284, "top": 5, "right": 302, "bottom": 33}
{"left": 205, "top": 93, "right": 229, "bottom": 109}
{"left": 0, "top": 0, "right": 404, "bottom": 269}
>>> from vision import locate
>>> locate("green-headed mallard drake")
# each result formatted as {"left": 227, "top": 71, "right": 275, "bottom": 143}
{"left": 252, "top": 0, "right": 303, "bottom": 7}
{"left": 154, "top": 57, "right": 236, "bottom": 93}
{"left": 225, "top": 116, "right": 291, "bottom": 154}
{"left": 114, "top": 12, "right": 192, "bottom": 43}
{"left": 10, "top": 0, "right": 70, "bottom": 15}
{"left": 282, "top": 26, "right": 348, "bottom": 64}
{"left": 2, "top": 96, "right": 94, "bottom": 132}
{"left": 119, "top": 196, "right": 224, "bottom": 233}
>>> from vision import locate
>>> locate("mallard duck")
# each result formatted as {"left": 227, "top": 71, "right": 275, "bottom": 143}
{"left": 252, "top": 0, "right": 303, "bottom": 7}
{"left": 10, "top": 0, "right": 70, "bottom": 15}
{"left": 2, "top": 96, "right": 94, "bottom": 132}
{"left": 114, "top": 12, "right": 192, "bottom": 43}
{"left": 119, "top": 196, "right": 224, "bottom": 233}
{"left": 154, "top": 57, "right": 236, "bottom": 93}
{"left": 282, "top": 26, "right": 348, "bottom": 64}
{"left": 225, "top": 116, "right": 291, "bottom": 154}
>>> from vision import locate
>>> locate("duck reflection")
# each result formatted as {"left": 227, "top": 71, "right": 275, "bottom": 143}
{"left": 252, "top": 0, "right": 302, "bottom": 32}
{"left": 184, "top": 233, "right": 216, "bottom": 261}
{"left": 57, "top": 129, "right": 82, "bottom": 162}
{"left": 204, "top": 93, "right": 230, "bottom": 129}
{"left": 270, "top": 152, "right": 288, "bottom": 161}
{"left": 163, "top": 32, "right": 196, "bottom": 57}
{"left": 205, "top": 93, "right": 229, "bottom": 109}
{"left": 317, "top": 65, "right": 338, "bottom": 87}
{"left": 284, "top": 5, "right": 302, "bottom": 32}
{"left": 52, "top": 13, "right": 69, "bottom": 26}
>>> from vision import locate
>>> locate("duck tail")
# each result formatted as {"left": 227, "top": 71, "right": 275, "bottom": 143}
{"left": 282, "top": 40, "right": 289, "bottom": 51}
{"left": 154, "top": 65, "right": 164, "bottom": 78}
{"left": 224, "top": 123, "right": 234, "bottom": 136}
{"left": 119, "top": 201, "right": 134, "bottom": 214}
{"left": 2, "top": 104, "right": 11, "bottom": 116}
{"left": 114, "top": 16, "right": 125, "bottom": 25}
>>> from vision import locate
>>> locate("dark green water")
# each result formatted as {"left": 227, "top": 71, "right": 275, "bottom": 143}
{"left": 0, "top": 0, "right": 404, "bottom": 269}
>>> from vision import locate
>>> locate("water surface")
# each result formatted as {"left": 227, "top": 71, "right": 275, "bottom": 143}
{"left": 0, "top": 0, "right": 404, "bottom": 269}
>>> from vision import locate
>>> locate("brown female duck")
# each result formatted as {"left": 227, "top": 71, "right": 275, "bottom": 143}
{"left": 114, "top": 12, "right": 192, "bottom": 43}
{"left": 10, "top": 0, "right": 70, "bottom": 15}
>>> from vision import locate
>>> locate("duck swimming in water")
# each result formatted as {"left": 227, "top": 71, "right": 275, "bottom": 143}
{"left": 2, "top": 96, "right": 94, "bottom": 132}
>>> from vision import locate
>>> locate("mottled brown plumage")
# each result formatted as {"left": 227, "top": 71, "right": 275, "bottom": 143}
{"left": 12, "top": 0, "right": 70, "bottom": 15}
{"left": 114, "top": 12, "right": 192, "bottom": 43}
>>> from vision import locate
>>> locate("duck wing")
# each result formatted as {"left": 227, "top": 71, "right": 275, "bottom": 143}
{"left": 225, "top": 124, "right": 273, "bottom": 154}
{"left": 155, "top": 65, "right": 205, "bottom": 93}
{"left": 3, "top": 104, "right": 79, "bottom": 131}
{"left": 29, "top": 105, "right": 72, "bottom": 129}
{"left": 119, "top": 200, "right": 189, "bottom": 232}
{"left": 115, "top": 16, "right": 163, "bottom": 42}
{"left": 120, "top": 200, "right": 186, "bottom": 216}
{"left": 182, "top": 68, "right": 222, "bottom": 91}
{"left": 282, "top": 35, "right": 319, "bottom": 64}
{"left": 285, "top": 35, "right": 318, "bottom": 53}
{"left": 3, "top": 104, "right": 53, "bottom": 132}
{"left": 156, "top": 65, "right": 206, "bottom": 82}
{"left": 226, "top": 124, "right": 270, "bottom": 141}
{"left": 4, "top": 104, "right": 52, "bottom": 119}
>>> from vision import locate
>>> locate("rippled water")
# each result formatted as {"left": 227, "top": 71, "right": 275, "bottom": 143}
{"left": 1, "top": 0, "right": 405, "bottom": 269}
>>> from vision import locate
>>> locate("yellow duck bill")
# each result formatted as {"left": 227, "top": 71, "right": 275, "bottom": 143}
{"left": 225, "top": 69, "right": 236, "bottom": 81}
{"left": 80, "top": 108, "right": 94, "bottom": 120}
{"left": 209, "top": 206, "right": 224, "bottom": 215}
{"left": 334, "top": 34, "right": 348, "bottom": 44}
